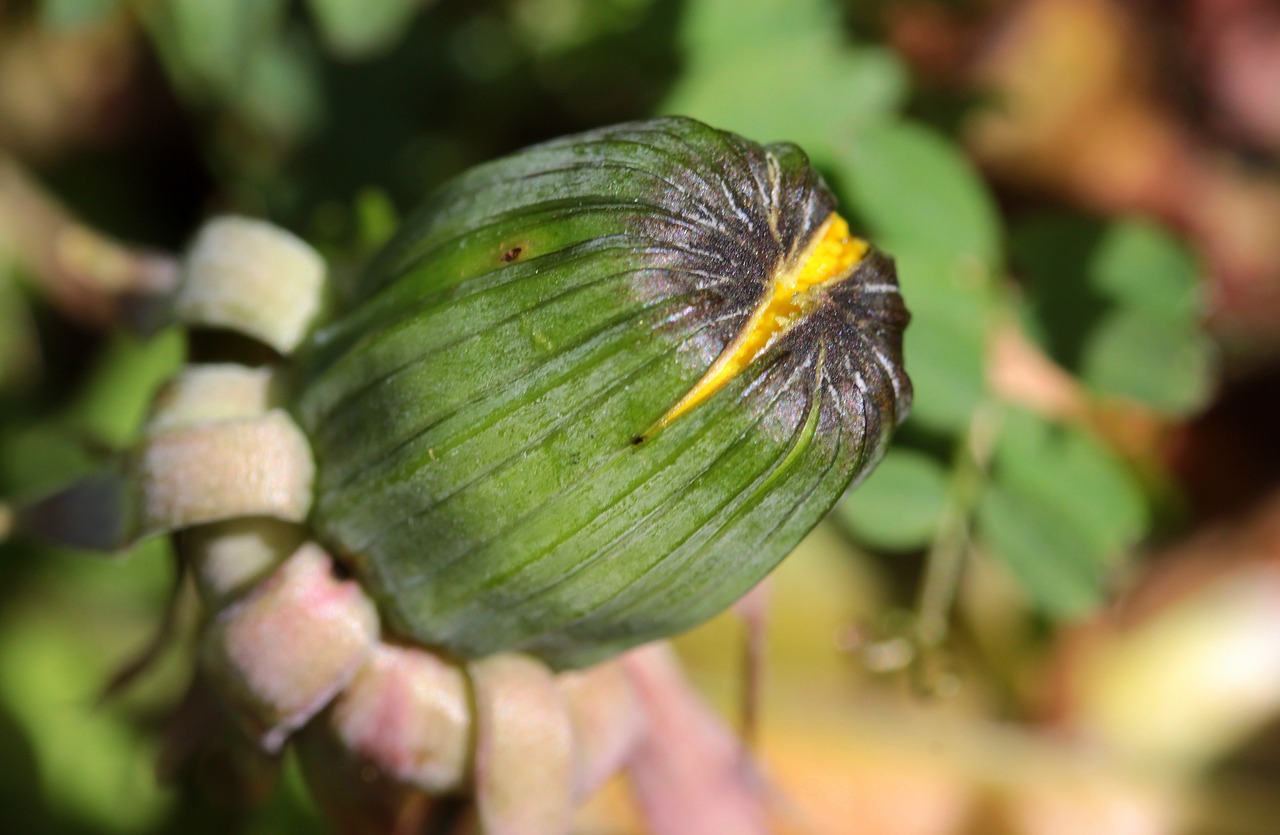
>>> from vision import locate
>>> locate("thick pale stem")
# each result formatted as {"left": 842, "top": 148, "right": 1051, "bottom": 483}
{"left": 174, "top": 216, "right": 327, "bottom": 354}
{"left": 202, "top": 543, "right": 380, "bottom": 752}
{"left": 469, "top": 653, "right": 574, "bottom": 835}
{"left": 134, "top": 409, "right": 315, "bottom": 535}
{"left": 182, "top": 518, "right": 306, "bottom": 607}
{"left": 147, "top": 364, "right": 287, "bottom": 432}
{"left": 621, "top": 643, "right": 772, "bottom": 835}
{"left": 0, "top": 151, "right": 178, "bottom": 330}
{"left": 558, "top": 659, "right": 645, "bottom": 801}
{"left": 320, "top": 642, "right": 473, "bottom": 795}
{"left": 14, "top": 387, "right": 313, "bottom": 551}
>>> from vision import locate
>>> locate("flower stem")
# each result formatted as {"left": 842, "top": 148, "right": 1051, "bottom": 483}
{"left": 0, "top": 151, "right": 178, "bottom": 330}
{"left": 915, "top": 402, "right": 1003, "bottom": 651}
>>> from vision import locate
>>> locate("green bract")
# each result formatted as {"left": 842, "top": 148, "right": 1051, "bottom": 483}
{"left": 296, "top": 117, "right": 911, "bottom": 669}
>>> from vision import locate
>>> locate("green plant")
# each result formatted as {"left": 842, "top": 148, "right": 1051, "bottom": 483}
{"left": 6, "top": 116, "right": 911, "bottom": 833}
{"left": 0, "top": 1, "right": 1236, "bottom": 833}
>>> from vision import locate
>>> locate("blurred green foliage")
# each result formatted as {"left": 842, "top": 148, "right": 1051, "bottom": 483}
{"left": 1013, "top": 215, "right": 1212, "bottom": 414}
{"left": 0, "top": 0, "right": 1215, "bottom": 831}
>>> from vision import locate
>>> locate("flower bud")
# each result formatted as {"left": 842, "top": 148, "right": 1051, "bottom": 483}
{"left": 297, "top": 117, "right": 911, "bottom": 669}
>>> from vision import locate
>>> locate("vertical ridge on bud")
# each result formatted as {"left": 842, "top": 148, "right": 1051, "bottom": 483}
{"left": 297, "top": 117, "right": 911, "bottom": 669}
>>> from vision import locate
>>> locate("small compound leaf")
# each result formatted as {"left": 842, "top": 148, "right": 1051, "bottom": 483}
{"left": 977, "top": 407, "right": 1148, "bottom": 618}
{"left": 1091, "top": 219, "right": 1201, "bottom": 320}
{"left": 994, "top": 408, "right": 1147, "bottom": 562}
{"left": 1081, "top": 309, "right": 1214, "bottom": 415}
{"left": 901, "top": 297, "right": 987, "bottom": 433}
{"left": 835, "top": 448, "right": 950, "bottom": 551}
{"left": 1082, "top": 219, "right": 1213, "bottom": 413}
{"left": 893, "top": 246, "right": 994, "bottom": 433}
{"left": 1010, "top": 213, "right": 1108, "bottom": 370}
{"left": 304, "top": 0, "right": 421, "bottom": 59}
{"left": 976, "top": 483, "right": 1104, "bottom": 619}
{"left": 839, "top": 120, "right": 1002, "bottom": 271}
{"left": 1012, "top": 213, "right": 1212, "bottom": 415}
{"left": 660, "top": 0, "right": 907, "bottom": 155}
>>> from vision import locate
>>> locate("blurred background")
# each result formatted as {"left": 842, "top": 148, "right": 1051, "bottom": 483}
{"left": 2, "top": 0, "right": 1280, "bottom": 833}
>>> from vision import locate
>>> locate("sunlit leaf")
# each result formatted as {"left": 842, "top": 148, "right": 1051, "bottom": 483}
{"left": 1082, "top": 309, "right": 1213, "bottom": 414}
{"left": 0, "top": 548, "right": 175, "bottom": 832}
{"left": 1012, "top": 213, "right": 1212, "bottom": 414}
{"left": 304, "top": 0, "right": 422, "bottom": 58}
{"left": 235, "top": 28, "right": 324, "bottom": 142}
{"left": 148, "top": 0, "right": 288, "bottom": 94}
{"left": 65, "top": 327, "right": 186, "bottom": 449}
{"left": 835, "top": 448, "right": 950, "bottom": 551}
{"left": 977, "top": 408, "right": 1147, "bottom": 617}
{"left": 899, "top": 283, "right": 988, "bottom": 432}
{"left": 977, "top": 483, "right": 1104, "bottom": 619}
{"left": 1092, "top": 219, "right": 1201, "bottom": 320}
{"left": 994, "top": 408, "right": 1147, "bottom": 560}
{"left": 838, "top": 120, "right": 1001, "bottom": 269}
{"left": 659, "top": 0, "right": 907, "bottom": 155}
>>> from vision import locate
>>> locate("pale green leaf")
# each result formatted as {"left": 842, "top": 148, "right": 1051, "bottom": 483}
{"left": 836, "top": 448, "right": 950, "bottom": 551}
{"left": 1082, "top": 309, "right": 1214, "bottom": 415}
{"left": 65, "top": 327, "right": 186, "bottom": 449}
{"left": 993, "top": 408, "right": 1147, "bottom": 562}
{"left": 837, "top": 120, "right": 1002, "bottom": 270}
{"left": 977, "top": 484, "right": 1104, "bottom": 619}
{"left": 659, "top": 0, "right": 907, "bottom": 155}
{"left": 890, "top": 243, "right": 995, "bottom": 433}
{"left": 977, "top": 408, "right": 1148, "bottom": 618}
{"left": 305, "top": 0, "right": 421, "bottom": 58}
{"left": 1092, "top": 219, "right": 1201, "bottom": 320}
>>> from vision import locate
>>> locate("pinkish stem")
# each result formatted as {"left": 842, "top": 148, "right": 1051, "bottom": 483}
{"left": 622, "top": 643, "right": 774, "bottom": 835}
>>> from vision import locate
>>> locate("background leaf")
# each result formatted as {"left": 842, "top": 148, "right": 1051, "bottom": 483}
{"left": 1082, "top": 309, "right": 1213, "bottom": 413}
{"left": 837, "top": 121, "right": 1001, "bottom": 269}
{"left": 835, "top": 448, "right": 951, "bottom": 551}
{"left": 659, "top": 0, "right": 907, "bottom": 156}
{"left": 304, "top": 0, "right": 422, "bottom": 58}
{"left": 1013, "top": 213, "right": 1213, "bottom": 415}
{"left": 976, "top": 483, "right": 1105, "bottom": 619}
{"left": 838, "top": 121, "right": 1001, "bottom": 432}
{"left": 976, "top": 407, "right": 1148, "bottom": 617}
